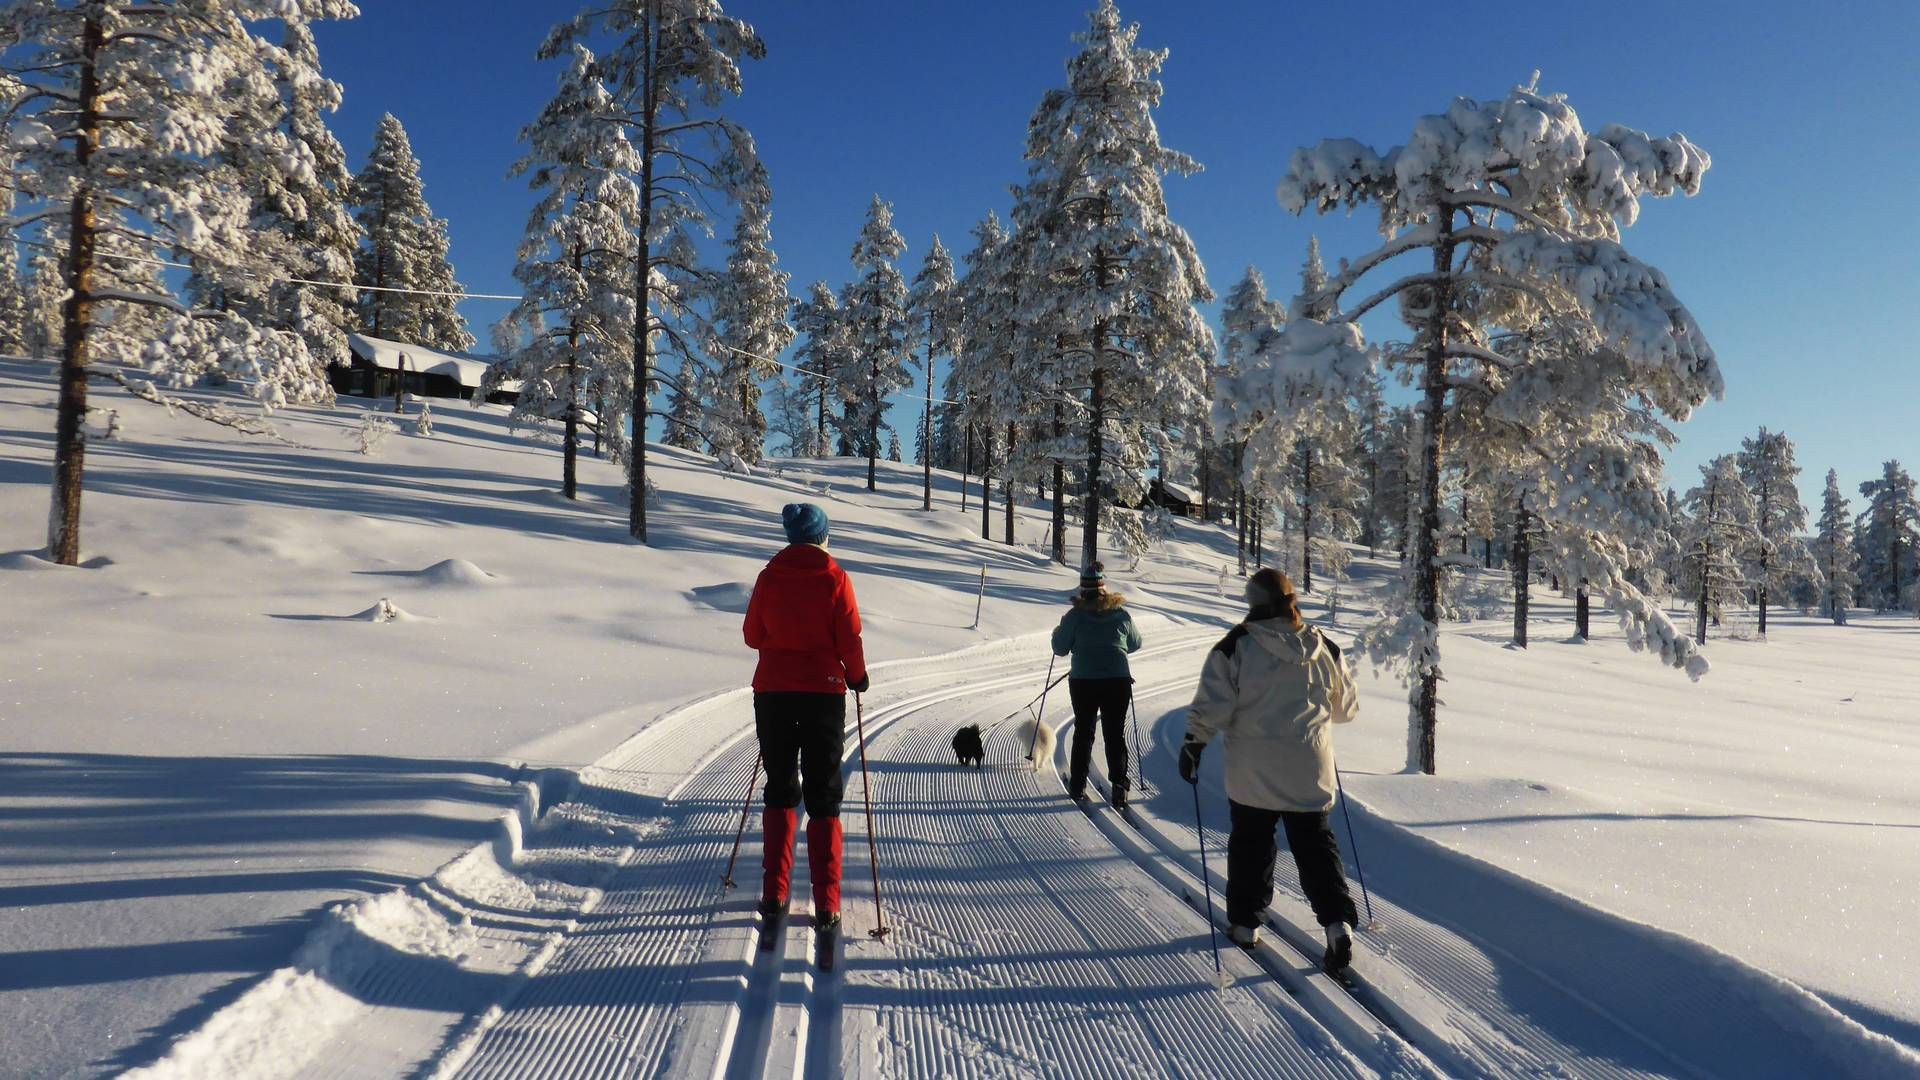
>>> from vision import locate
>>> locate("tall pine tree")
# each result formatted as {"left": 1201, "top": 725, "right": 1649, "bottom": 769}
{"left": 1735, "top": 427, "right": 1810, "bottom": 636}
{"left": 706, "top": 159, "right": 792, "bottom": 465}
{"left": 1812, "top": 469, "right": 1860, "bottom": 625}
{"left": 839, "top": 194, "right": 910, "bottom": 492}
{"left": 907, "top": 235, "right": 960, "bottom": 510}
{"left": 352, "top": 114, "right": 472, "bottom": 351}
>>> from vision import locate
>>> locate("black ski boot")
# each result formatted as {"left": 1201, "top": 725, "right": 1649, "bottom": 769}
{"left": 1322, "top": 922, "right": 1353, "bottom": 976}
{"left": 815, "top": 911, "right": 841, "bottom": 971}
{"left": 1110, "top": 781, "right": 1130, "bottom": 810}
{"left": 758, "top": 897, "right": 789, "bottom": 952}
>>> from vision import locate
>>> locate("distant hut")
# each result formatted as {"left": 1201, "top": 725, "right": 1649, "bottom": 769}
{"left": 331, "top": 333, "right": 519, "bottom": 403}
{"left": 1147, "top": 478, "right": 1196, "bottom": 518}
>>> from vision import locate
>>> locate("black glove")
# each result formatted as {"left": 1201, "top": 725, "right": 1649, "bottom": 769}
{"left": 849, "top": 674, "right": 870, "bottom": 694}
{"left": 1178, "top": 738, "right": 1205, "bottom": 785}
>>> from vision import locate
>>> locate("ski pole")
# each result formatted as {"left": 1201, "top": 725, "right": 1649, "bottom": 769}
{"left": 853, "top": 692, "right": 891, "bottom": 940}
{"left": 1334, "top": 765, "right": 1374, "bottom": 927}
{"left": 1025, "top": 654, "right": 1058, "bottom": 768}
{"left": 720, "top": 749, "right": 763, "bottom": 891}
{"left": 1192, "top": 776, "right": 1225, "bottom": 987}
{"left": 1127, "top": 687, "right": 1149, "bottom": 799}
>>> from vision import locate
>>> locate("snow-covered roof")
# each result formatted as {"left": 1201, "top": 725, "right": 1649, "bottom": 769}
{"left": 1156, "top": 479, "right": 1196, "bottom": 504}
{"left": 347, "top": 333, "right": 502, "bottom": 390}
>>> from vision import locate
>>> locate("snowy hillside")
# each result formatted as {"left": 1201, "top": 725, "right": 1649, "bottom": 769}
{"left": 3, "top": 358, "right": 1917, "bottom": 1078}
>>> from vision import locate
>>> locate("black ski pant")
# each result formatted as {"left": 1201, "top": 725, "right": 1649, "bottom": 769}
{"left": 1066, "top": 677, "right": 1131, "bottom": 794}
{"left": 753, "top": 692, "right": 846, "bottom": 818}
{"left": 1226, "top": 800, "right": 1359, "bottom": 930}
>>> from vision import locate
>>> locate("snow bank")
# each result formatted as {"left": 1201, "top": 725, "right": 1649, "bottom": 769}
{"left": 412, "top": 558, "right": 500, "bottom": 587}
{"left": 687, "top": 581, "right": 755, "bottom": 613}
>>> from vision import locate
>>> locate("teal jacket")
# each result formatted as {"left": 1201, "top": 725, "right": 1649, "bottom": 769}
{"left": 1051, "top": 593, "right": 1143, "bottom": 679}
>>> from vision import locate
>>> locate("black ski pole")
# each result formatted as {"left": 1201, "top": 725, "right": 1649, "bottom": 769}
{"left": 1334, "top": 764, "right": 1374, "bottom": 927}
{"left": 721, "top": 750, "right": 763, "bottom": 891}
{"left": 1192, "top": 776, "right": 1226, "bottom": 988}
{"left": 853, "top": 692, "right": 890, "bottom": 940}
{"left": 1025, "top": 654, "right": 1058, "bottom": 768}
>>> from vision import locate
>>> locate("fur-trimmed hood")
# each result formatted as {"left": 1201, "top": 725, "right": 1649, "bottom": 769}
{"left": 1071, "top": 590, "right": 1127, "bottom": 613}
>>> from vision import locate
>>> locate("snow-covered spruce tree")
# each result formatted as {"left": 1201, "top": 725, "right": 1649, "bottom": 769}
{"left": 704, "top": 159, "right": 792, "bottom": 466}
{"left": 20, "top": 251, "right": 65, "bottom": 358}
{"left": 262, "top": 20, "right": 361, "bottom": 373}
{"left": 1680, "top": 455, "right": 1760, "bottom": 643}
{"left": 839, "top": 194, "right": 911, "bottom": 492}
{"left": 1352, "top": 365, "right": 1390, "bottom": 556}
{"left": 0, "top": 141, "right": 26, "bottom": 356}
{"left": 351, "top": 113, "right": 472, "bottom": 351}
{"left": 788, "top": 280, "right": 845, "bottom": 457}
{"left": 906, "top": 234, "right": 960, "bottom": 510}
{"left": 545, "top": 1, "right": 765, "bottom": 541}
{"left": 1020, "top": 0, "right": 1213, "bottom": 567}
{"left": 1274, "top": 81, "right": 1717, "bottom": 772}
{"left": 1735, "top": 426, "right": 1810, "bottom": 636}
{"left": 955, "top": 209, "right": 1015, "bottom": 539}
{"left": 1855, "top": 460, "right": 1919, "bottom": 610}
{"left": 887, "top": 429, "right": 902, "bottom": 464}
{"left": 764, "top": 369, "right": 814, "bottom": 457}
{"left": 3, "top": 0, "right": 350, "bottom": 565}
{"left": 1813, "top": 469, "right": 1860, "bottom": 625}
{"left": 1216, "top": 265, "right": 1285, "bottom": 572}
{"left": 491, "top": 41, "right": 645, "bottom": 499}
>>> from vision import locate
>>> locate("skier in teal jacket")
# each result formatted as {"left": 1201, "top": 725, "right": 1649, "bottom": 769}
{"left": 1051, "top": 562, "right": 1143, "bottom": 806}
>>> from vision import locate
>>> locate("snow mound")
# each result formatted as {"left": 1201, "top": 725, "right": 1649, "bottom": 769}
{"left": 0, "top": 549, "right": 114, "bottom": 570}
{"left": 352, "top": 598, "right": 418, "bottom": 623}
{"left": 687, "top": 582, "right": 755, "bottom": 614}
{"left": 414, "top": 558, "right": 499, "bottom": 587}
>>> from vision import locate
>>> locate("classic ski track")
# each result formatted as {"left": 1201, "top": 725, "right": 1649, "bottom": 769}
{"left": 1090, "top": 666, "right": 1701, "bottom": 1080}
{"left": 825, "top": 632, "right": 1383, "bottom": 1079}
{"left": 439, "top": 643, "right": 1181, "bottom": 1080}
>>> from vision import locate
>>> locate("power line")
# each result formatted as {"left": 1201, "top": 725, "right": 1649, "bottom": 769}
{"left": 10, "top": 237, "right": 522, "bottom": 301}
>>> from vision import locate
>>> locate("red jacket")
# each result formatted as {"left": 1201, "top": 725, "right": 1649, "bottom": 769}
{"left": 743, "top": 544, "right": 868, "bottom": 694}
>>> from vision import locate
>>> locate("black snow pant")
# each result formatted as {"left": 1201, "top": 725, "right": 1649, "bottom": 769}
{"left": 1225, "top": 800, "right": 1359, "bottom": 930}
{"left": 1066, "top": 677, "right": 1132, "bottom": 795}
{"left": 753, "top": 692, "right": 846, "bottom": 818}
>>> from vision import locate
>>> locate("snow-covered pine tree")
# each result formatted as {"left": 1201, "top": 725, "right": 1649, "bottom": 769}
{"left": 955, "top": 210, "right": 1008, "bottom": 532}
{"left": 0, "top": 141, "right": 26, "bottom": 356}
{"left": 1020, "top": 0, "right": 1213, "bottom": 567}
{"left": 545, "top": 0, "right": 766, "bottom": 541}
{"left": 1855, "top": 460, "right": 1919, "bottom": 610}
{"left": 1273, "top": 80, "right": 1717, "bottom": 772}
{"left": 351, "top": 114, "right": 472, "bottom": 351}
{"left": 1812, "top": 469, "right": 1860, "bottom": 625}
{"left": 491, "top": 41, "right": 645, "bottom": 498}
{"left": 1352, "top": 366, "right": 1390, "bottom": 557}
{"left": 906, "top": 234, "right": 960, "bottom": 510}
{"left": 263, "top": 20, "right": 361, "bottom": 373}
{"left": 1681, "top": 455, "right": 1761, "bottom": 643}
{"left": 1735, "top": 426, "right": 1811, "bottom": 636}
{"left": 705, "top": 159, "right": 792, "bottom": 465}
{"left": 764, "top": 370, "right": 815, "bottom": 457}
{"left": 4, "top": 0, "right": 349, "bottom": 565}
{"left": 839, "top": 194, "right": 911, "bottom": 492}
{"left": 788, "top": 280, "right": 845, "bottom": 457}
{"left": 887, "top": 428, "right": 902, "bottom": 464}
{"left": 19, "top": 251, "right": 65, "bottom": 359}
{"left": 1216, "top": 266, "right": 1285, "bottom": 573}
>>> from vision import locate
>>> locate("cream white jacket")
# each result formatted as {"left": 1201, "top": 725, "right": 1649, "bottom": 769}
{"left": 1183, "top": 619, "right": 1358, "bottom": 812}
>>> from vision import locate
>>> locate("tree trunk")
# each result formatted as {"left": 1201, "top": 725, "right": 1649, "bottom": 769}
{"left": 1410, "top": 209, "right": 1456, "bottom": 776}
{"left": 593, "top": 392, "right": 604, "bottom": 457}
{"left": 981, "top": 431, "right": 991, "bottom": 540}
{"left": 1483, "top": 536, "right": 1492, "bottom": 570}
{"left": 1052, "top": 401, "right": 1066, "bottom": 564}
{"left": 47, "top": 13, "right": 104, "bottom": 566}
{"left": 1253, "top": 502, "right": 1264, "bottom": 569}
{"left": 961, "top": 422, "right": 973, "bottom": 511}
{"left": 563, "top": 326, "right": 579, "bottom": 501}
{"left": 1696, "top": 582, "right": 1708, "bottom": 645}
{"left": 1575, "top": 585, "right": 1590, "bottom": 640}
{"left": 1366, "top": 454, "right": 1379, "bottom": 559}
{"left": 1512, "top": 499, "right": 1530, "bottom": 648}
{"left": 1082, "top": 359, "right": 1106, "bottom": 568}
{"left": 922, "top": 324, "right": 933, "bottom": 511}
{"left": 628, "top": 1, "right": 659, "bottom": 543}
{"left": 1757, "top": 585, "right": 1768, "bottom": 637}
{"left": 393, "top": 355, "right": 406, "bottom": 413}
{"left": 1004, "top": 420, "right": 1016, "bottom": 545}
{"left": 1301, "top": 443, "right": 1314, "bottom": 593}
{"left": 866, "top": 354, "right": 879, "bottom": 492}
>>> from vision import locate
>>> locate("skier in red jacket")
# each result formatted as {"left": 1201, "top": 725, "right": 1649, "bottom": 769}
{"left": 743, "top": 503, "right": 868, "bottom": 941}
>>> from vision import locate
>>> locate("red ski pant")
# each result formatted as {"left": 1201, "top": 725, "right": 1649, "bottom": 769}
{"left": 754, "top": 692, "right": 846, "bottom": 914}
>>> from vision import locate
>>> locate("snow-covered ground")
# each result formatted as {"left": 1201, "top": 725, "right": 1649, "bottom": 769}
{"left": 3, "top": 357, "right": 1917, "bottom": 1077}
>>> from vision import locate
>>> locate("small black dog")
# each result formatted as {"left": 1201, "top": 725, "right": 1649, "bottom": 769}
{"left": 951, "top": 724, "right": 985, "bottom": 768}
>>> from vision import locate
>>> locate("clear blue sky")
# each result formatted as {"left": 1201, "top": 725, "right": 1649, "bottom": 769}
{"left": 312, "top": 0, "right": 1918, "bottom": 503}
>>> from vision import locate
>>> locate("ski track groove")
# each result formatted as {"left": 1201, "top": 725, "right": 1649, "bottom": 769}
{"left": 1108, "top": 667, "right": 1694, "bottom": 1080}
{"left": 826, "top": 635, "right": 1372, "bottom": 1079}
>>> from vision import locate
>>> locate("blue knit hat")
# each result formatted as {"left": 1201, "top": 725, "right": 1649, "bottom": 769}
{"left": 782, "top": 502, "right": 829, "bottom": 546}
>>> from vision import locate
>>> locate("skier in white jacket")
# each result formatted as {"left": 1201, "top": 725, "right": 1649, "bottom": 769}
{"left": 1180, "top": 567, "right": 1360, "bottom": 972}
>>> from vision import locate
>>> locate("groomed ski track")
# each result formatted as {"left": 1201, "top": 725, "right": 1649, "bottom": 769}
{"left": 124, "top": 622, "right": 1920, "bottom": 1079}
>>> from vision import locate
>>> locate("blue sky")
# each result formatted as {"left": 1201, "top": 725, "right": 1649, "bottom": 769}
{"left": 312, "top": 1, "right": 1917, "bottom": 502}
